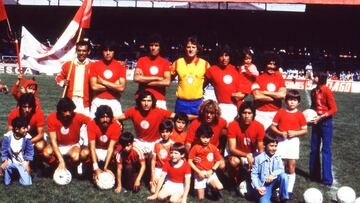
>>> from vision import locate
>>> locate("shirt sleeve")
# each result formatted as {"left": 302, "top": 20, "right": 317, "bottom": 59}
{"left": 185, "top": 122, "right": 196, "bottom": 145}
{"left": 325, "top": 87, "right": 337, "bottom": 117}
{"left": 272, "top": 111, "right": 281, "bottom": 126}
{"left": 47, "top": 114, "right": 56, "bottom": 132}
{"left": 36, "top": 110, "right": 45, "bottom": 128}
{"left": 87, "top": 122, "right": 96, "bottom": 141}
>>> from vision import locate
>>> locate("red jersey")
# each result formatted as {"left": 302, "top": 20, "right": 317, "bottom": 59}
{"left": 8, "top": 107, "right": 45, "bottom": 137}
{"left": 47, "top": 112, "right": 90, "bottom": 146}
{"left": 188, "top": 144, "right": 221, "bottom": 170}
{"left": 12, "top": 79, "right": 41, "bottom": 109}
{"left": 227, "top": 120, "right": 265, "bottom": 154}
{"left": 205, "top": 64, "right": 240, "bottom": 104}
{"left": 89, "top": 59, "right": 126, "bottom": 100}
{"left": 162, "top": 160, "right": 191, "bottom": 183}
{"left": 252, "top": 72, "right": 286, "bottom": 112}
{"left": 170, "top": 130, "right": 187, "bottom": 145}
{"left": 152, "top": 141, "right": 172, "bottom": 168}
{"left": 124, "top": 107, "right": 173, "bottom": 142}
{"left": 185, "top": 118, "right": 227, "bottom": 148}
{"left": 87, "top": 119, "right": 122, "bottom": 149}
{"left": 136, "top": 56, "right": 171, "bottom": 100}
{"left": 272, "top": 109, "right": 307, "bottom": 132}
{"left": 116, "top": 145, "right": 145, "bottom": 165}
{"left": 311, "top": 85, "right": 337, "bottom": 117}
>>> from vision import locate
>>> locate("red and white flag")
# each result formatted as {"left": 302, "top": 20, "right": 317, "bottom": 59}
{"left": 0, "top": 0, "right": 8, "bottom": 21}
{"left": 20, "top": 0, "right": 93, "bottom": 75}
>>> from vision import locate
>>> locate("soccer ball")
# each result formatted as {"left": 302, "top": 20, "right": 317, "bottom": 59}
{"left": 237, "top": 180, "right": 247, "bottom": 197}
{"left": 95, "top": 171, "right": 116, "bottom": 190}
{"left": 53, "top": 169, "right": 72, "bottom": 185}
{"left": 336, "top": 186, "right": 356, "bottom": 203}
{"left": 303, "top": 109, "right": 318, "bottom": 122}
{"left": 355, "top": 197, "right": 360, "bottom": 203}
{"left": 303, "top": 188, "right": 323, "bottom": 203}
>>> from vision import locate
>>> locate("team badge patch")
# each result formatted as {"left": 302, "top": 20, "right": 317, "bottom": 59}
{"left": 100, "top": 135, "right": 108, "bottom": 143}
{"left": 223, "top": 75, "right": 233, "bottom": 84}
{"left": 103, "top": 70, "right": 113, "bottom": 79}
{"left": 140, "top": 120, "right": 150, "bottom": 129}
{"left": 186, "top": 76, "right": 194, "bottom": 84}
{"left": 207, "top": 152, "right": 214, "bottom": 161}
{"left": 267, "top": 83, "right": 276, "bottom": 92}
{"left": 149, "top": 66, "right": 159, "bottom": 75}
{"left": 61, "top": 126, "right": 69, "bottom": 135}
{"left": 159, "top": 149, "right": 168, "bottom": 159}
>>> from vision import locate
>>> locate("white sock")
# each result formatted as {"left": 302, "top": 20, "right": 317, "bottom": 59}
{"left": 77, "top": 163, "right": 83, "bottom": 175}
{"left": 287, "top": 173, "right": 296, "bottom": 192}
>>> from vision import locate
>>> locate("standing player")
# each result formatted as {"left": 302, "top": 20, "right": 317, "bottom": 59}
{"left": 56, "top": 40, "right": 92, "bottom": 117}
{"left": 227, "top": 101, "right": 265, "bottom": 185}
{"left": 270, "top": 90, "right": 307, "bottom": 198}
{"left": 252, "top": 55, "right": 286, "bottom": 130}
{"left": 206, "top": 45, "right": 248, "bottom": 123}
{"left": 43, "top": 98, "right": 90, "bottom": 174}
{"left": 171, "top": 36, "right": 210, "bottom": 119}
{"left": 88, "top": 105, "right": 122, "bottom": 177}
{"left": 90, "top": 41, "right": 126, "bottom": 118}
{"left": 309, "top": 72, "right": 337, "bottom": 186}
{"left": 133, "top": 34, "right": 171, "bottom": 109}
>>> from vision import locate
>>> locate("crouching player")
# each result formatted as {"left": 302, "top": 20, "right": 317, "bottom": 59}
{"left": 115, "top": 132, "right": 146, "bottom": 193}
{"left": 148, "top": 143, "right": 191, "bottom": 203}
{"left": 188, "top": 124, "right": 224, "bottom": 200}
{"left": 88, "top": 105, "right": 122, "bottom": 178}
{"left": 1, "top": 117, "right": 34, "bottom": 186}
{"left": 251, "top": 135, "right": 289, "bottom": 203}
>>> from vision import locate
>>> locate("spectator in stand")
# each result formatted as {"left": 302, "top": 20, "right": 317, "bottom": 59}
{"left": 339, "top": 71, "right": 346, "bottom": 81}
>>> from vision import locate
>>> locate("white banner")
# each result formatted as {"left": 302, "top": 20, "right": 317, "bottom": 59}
{"left": 285, "top": 79, "right": 360, "bottom": 93}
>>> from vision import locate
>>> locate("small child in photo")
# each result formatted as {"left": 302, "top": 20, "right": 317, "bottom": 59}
{"left": 170, "top": 112, "right": 189, "bottom": 145}
{"left": 1, "top": 117, "right": 34, "bottom": 186}
{"left": 115, "top": 132, "right": 146, "bottom": 193}
{"left": 147, "top": 143, "right": 191, "bottom": 203}
{"left": 150, "top": 119, "right": 174, "bottom": 193}
{"left": 188, "top": 124, "right": 223, "bottom": 200}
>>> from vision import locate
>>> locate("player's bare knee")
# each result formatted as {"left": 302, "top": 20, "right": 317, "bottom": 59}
{"left": 69, "top": 152, "right": 80, "bottom": 162}
{"left": 35, "top": 140, "right": 45, "bottom": 151}
{"left": 43, "top": 146, "right": 53, "bottom": 158}
{"left": 80, "top": 148, "right": 90, "bottom": 160}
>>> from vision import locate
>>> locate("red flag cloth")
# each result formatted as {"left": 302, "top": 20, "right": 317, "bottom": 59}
{"left": 0, "top": 0, "right": 8, "bottom": 21}
{"left": 73, "top": 0, "right": 93, "bottom": 28}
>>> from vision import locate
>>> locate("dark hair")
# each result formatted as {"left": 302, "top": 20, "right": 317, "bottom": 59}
{"left": 11, "top": 117, "right": 28, "bottom": 133}
{"left": 56, "top": 97, "right": 76, "bottom": 114}
{"left": 94, "top": 105, "right": 114, "bottom": 124}
{"left": 314, "top": 72, "right": 328, "bottom": 87}
{"left": 263, "top": 135, "right": 278, "bottom": 146}
{"left": 76, "top": 40, "right": 91, "bottom": 50}
{"left": 18, "top": 93, "right": 36, "bottom": 110}
{"left": 184, "top": 35, "right": 202, "bottom": 53}
{"left": 261, "top": 53, "right": 279, "bottom": 71}
{"left": 170, "top": 142, "right": 186, "bottom": 155}
{"left": 238, "top": 101, "right": 256, "bottom": 118}
{"left": 285, "top": 90, "right": 301, "bottom": 102}
{"left": 241, "top": 48, "right": 254, "bottom": 61}
{"left": 101, "top": 41, "right": 117, "bottom": 52}
{"left": 135, "top": 90, "right": 157, "bottom": 110}
{"left": 214, "top": 44, "right": 231, "bottom": 60}
{"left": 195, "top": 124, "right": 213, "bottom": 139}
{"left": 159, "top": 119, "right": 174, "bottom": 133}
{"left": 173, "top": 112, "right": 189, "bottom": 125}
{"left": 119, "top": 132, "right": 134, "bottom": 148}
{"left": 148, "top": 34, "right": 162, "bottom": 46}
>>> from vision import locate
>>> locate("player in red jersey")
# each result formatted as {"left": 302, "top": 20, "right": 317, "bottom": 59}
{"left": 252, "top": 54, "right": 286, "bottom": 130}
{"left": 89, "top": 41, "right": 126, "bottom": 118}
{"left": 150, "top": 120, "right": 174, "bottom": 193}
{"left": 270, "top": 90, "right": 307, "bottom": 198}
{"left": 206, "top": 45, "right": 248, "bottom": 123}
{"left": 227, "top": 101, "right": 265, "bottom": 186}
{"left": 7, "top": 93, "right": 46, "bottom": 153}
{"left": 115, "top": 132, "right": 146, "bottom": 193}
{"left": 88, "top": 105, "right": 122, "bottom": 178}
{"left": 148, "top": 143, "right": 191, "bottom": 203}
{"left": 56, "top": 40, "right": 92, "bottom": 117}
{"left": 170, "top": 112, "right": 189, "bottom": 145}
{"left": 133, "top": 34, "right": 171, "bottom": 109}
{"left": 117, "top": 91, "right": 174, "bottom": 155}
{"left": 43, "top": 98, "right": 91, "bottom": 174}
{"left": 11, "top": 77, "right": 41, "bottom": 108}
{"left": 188, "top": 124, "right": 223, "bottom": 200}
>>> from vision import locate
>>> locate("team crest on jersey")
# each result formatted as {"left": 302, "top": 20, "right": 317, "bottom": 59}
{"left": 207, "top": 152, "right": 214, "bottom": 162}
{"left": 61, "top": 126, "right": 70, "bottom": 135}
{"left": 100, "top": 135, "right": 108, "bottom": 143}
{"left": 186, "top": 76, "right": 194, "bottom": 84}
{"left": 243, "top": 137, "right": 252, "bottom": 146}
{"left": 159, "top": 149, "right": 168, "bottom": 159}
{"left": 223, "top": 75, "right": 233, "bottom": 84}
{"left": 149, "top": 66, "right": 159, "bottom": 75}
{"left": 267, "top": 83, "right": 276, "bottom": 92}
{"left": 103, "top": 70, "right": 113, "bottom": 79}
{"left": 140, "top": 120, "right": 150, "bottom": 129}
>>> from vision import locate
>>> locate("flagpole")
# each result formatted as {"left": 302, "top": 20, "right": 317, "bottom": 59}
{"left": 61, "top": 28, "right": 83, "bottom": 98}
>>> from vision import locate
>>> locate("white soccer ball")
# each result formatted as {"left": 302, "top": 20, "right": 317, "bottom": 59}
{"left": 237, "top": 180, "right": 247, "bottom": 197}
{"left": 96, "top": 171, "right": 115, "bottom": 190}
{"left": 355, "top": 197, "right": 360, "bottom": 203}
{"left": 303, "top": 109, "right": 318, "bottom": 122}
{"left": 53, "top": 169, "right": 72, "bottom": 185}
{"left": 303, "top": 187, "right": 323, "bottom": 203}
{"left": 336, "top": 186, "right": 356, "bottom": 203}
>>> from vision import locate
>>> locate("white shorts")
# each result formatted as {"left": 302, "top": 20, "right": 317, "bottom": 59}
{"left": 156, "top": 100, "right": 167, "bottom": 110}
{"left": 276, "top": 137, "right": 300, "bottom": 159}
{"left": 72, "top": 96, "right": 90, "bottom": 117}
{"left": 194, "top": 172, "right": 218, "bottom": 189}
{"left": 154, "top": 167, "right": 163, "bottom": 180}
{"left": 90, "top": 97, "right": 122, "bottom": 118}
{"left": 79, "top": 124, "right": 88, "bottom": 146}
{"left": 134, "top": 138, "right": 160, "bottom": 155}
{"left": 96, "top": 148, "right": 108, "bottom": 162}
{"left": 255, "top": 110, "right": 277, "bottom": 130}
{"left": 162, "top": 180, "right": 185, "bottom": 194}
{"left": 58, "top": 144, "right": 80, "bottom": 155}
{"left": 219, "top": 103, "right": 238, "bottom": 124}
